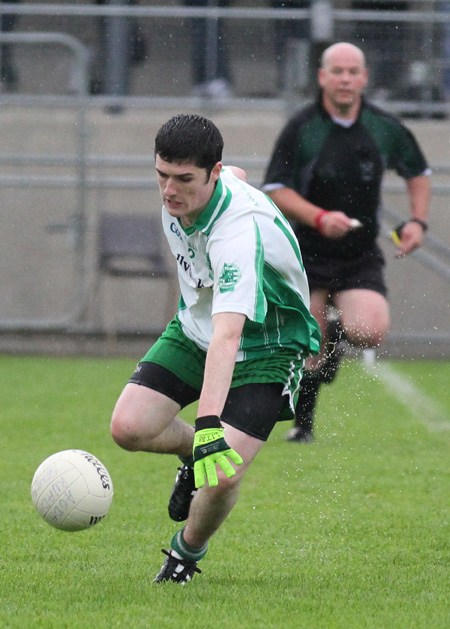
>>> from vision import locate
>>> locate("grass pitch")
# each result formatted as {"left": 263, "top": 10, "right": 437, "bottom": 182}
{"left": 1, "top": 354, "right": 449, "bottom": 628}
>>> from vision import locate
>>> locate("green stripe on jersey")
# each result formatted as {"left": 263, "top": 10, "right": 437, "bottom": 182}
{"left": 274, "top": 215, "right": 305, "bottom": 271}
{"left": 252, "top": 218, "right": 267, "bottom": 323}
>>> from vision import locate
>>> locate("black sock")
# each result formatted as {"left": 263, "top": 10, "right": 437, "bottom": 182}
{"left": 294, "top": 372, "right": 321, "bottom": 433}
{"left": 320, "top": 318, "right": 346, "bottom": 384}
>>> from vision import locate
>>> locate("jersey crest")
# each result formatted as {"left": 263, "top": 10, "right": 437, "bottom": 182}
{"left": 218, "top": 263, "right": 241, "bottom": 293}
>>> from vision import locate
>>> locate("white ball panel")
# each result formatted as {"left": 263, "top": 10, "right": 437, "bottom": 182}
{"left": 31, "top": 449, "right": 113, "bottom": 532}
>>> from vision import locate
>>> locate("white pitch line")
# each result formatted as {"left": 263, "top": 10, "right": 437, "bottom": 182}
{"left": 362, "top": 360, "right": 450, "bottom": 432}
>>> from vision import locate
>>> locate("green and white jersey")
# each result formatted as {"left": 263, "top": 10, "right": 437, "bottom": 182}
{"left": 162, "top": 167, "right": 321, "bottom": 361}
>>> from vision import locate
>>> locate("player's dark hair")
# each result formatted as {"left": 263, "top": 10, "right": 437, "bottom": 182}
{"left": 155, "top": 114, "right": 224, "bottom": 177}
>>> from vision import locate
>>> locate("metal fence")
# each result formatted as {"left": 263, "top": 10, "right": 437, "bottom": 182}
{"left": 0, "top": 2, "right": 449, "bottom": 356}
{"left": 1, "top": 2, "right": 450, "bottom": 111}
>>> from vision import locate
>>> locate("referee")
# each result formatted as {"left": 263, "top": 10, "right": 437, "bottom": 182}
{"left": 263, "top": 42, "right": 431, "bottom": 443}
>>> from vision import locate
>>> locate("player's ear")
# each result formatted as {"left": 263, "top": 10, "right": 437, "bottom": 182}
{"left": 211, "top": 161, "right": 222, "bottom": 183}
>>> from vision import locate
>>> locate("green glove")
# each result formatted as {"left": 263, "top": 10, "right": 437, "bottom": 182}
{"left": 193, "top": 415, "right": 243, "bottom": 488}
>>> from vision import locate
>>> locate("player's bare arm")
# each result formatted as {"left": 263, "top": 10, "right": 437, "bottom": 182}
{"left": 197, "top": 311, "right": 246, "bottom": 418}
{"left": 192, "top": 311, "right": 246, "bottom": 489}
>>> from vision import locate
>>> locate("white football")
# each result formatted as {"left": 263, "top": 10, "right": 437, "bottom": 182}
{"left": 31, "top": 449, "right": 114, "bottom": 532}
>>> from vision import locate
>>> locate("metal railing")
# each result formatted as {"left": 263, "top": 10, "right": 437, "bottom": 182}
{"left": 0, "top": 32, "right": 91, "bottom": 331}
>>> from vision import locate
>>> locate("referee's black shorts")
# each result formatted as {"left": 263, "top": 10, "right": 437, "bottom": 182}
{"left": 302, "top": 245, "right": 387, "bottom": 297}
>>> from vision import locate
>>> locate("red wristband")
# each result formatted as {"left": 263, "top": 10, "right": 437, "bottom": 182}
{"left": 314, "top": 210, "right": 329, "bottom": 233}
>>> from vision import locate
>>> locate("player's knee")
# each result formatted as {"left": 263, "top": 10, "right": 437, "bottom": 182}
{"left": 110, "top": 410, "right": 140, "bottom": 451}
{"left": 110, "top": 407, "right": 158, "bottom": 451}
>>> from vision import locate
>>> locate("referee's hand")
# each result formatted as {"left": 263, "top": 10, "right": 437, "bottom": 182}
{"left": 320, "top": 211, "right": 362, "bottom": 239}
{"left": 393, "top": 221, "right": 425, "bottom": 257}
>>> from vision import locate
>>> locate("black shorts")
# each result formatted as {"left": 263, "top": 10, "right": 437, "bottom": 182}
{"left": 129, "top": 361, "right": 288, "bottom": 442}
{"left": 302, "top": 245, "right": 388, "bottom": 297}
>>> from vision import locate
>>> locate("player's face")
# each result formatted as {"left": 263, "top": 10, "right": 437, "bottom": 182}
{"left": 155, "top": 156, "right": 222, "bottom": 227}
{"left": 319, "top": 45, "right": 368, "bottom": 114}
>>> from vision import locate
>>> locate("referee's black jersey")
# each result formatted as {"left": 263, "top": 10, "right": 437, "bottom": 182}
{"left": 263, "top": 97, "right": 429, "bottom": 260}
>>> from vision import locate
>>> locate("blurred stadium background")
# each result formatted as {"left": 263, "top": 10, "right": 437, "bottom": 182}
{"left": 0, "top": 0, "right": 449, "bottom": 358}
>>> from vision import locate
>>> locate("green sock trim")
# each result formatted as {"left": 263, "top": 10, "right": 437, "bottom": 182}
{"left": 179, "top": 455, "right": 194, "bottom": 468}
{"left": 171, "top": 529, "right": 208, "bottom": 562}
